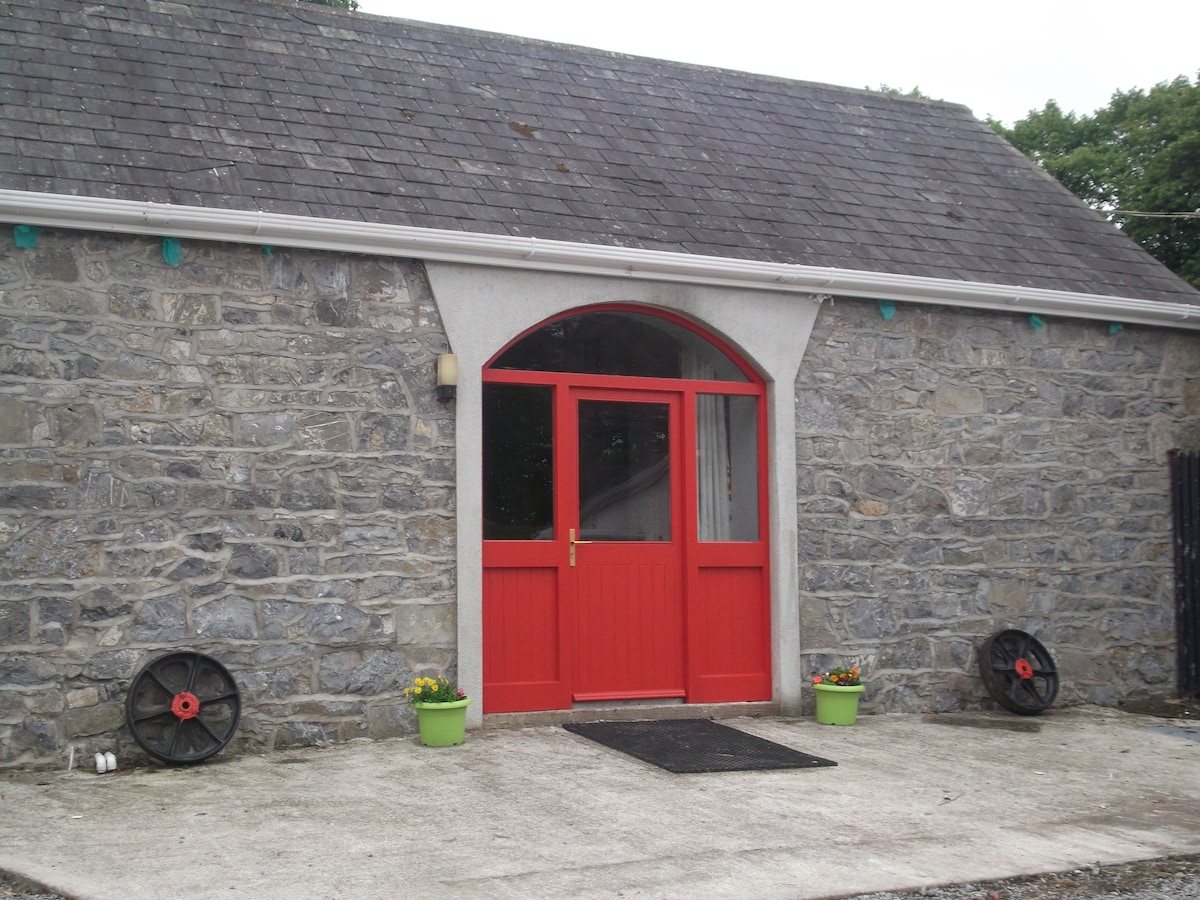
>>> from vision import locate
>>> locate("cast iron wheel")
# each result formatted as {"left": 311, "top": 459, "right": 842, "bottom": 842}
{"left": 979, "top": 629, "right": 1059, "bottom": 716}
{"left": 126, "top": 651, "right": 241, "bottom": 763}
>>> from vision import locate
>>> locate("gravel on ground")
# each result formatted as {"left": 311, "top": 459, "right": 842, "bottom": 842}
{"left": 844, "top": 853, "right": 1200, "bottom": 900}
{"left": 5, "top": 855, "right": 1200, "bottom": 899}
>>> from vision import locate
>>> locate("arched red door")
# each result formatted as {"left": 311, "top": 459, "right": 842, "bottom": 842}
{"left": 482, "top": 307, "right": 770, "bottom": 713}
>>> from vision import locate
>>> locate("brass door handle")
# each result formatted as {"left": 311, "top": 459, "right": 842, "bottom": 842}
{"left": 569, "top": 528, "right": 593, "bottom": 566}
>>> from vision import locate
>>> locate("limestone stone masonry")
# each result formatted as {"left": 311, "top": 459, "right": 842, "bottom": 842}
{"left": 4, "top": 225, "right": 1200, "bottom": 770}
{"left": 0, "top": 230, "right": 455, "bottom": 768}
{"left": 796, "top": 298, "right": 1200, "bottom": 714}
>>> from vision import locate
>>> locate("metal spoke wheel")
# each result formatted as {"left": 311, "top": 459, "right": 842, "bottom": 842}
{"left": 126, "top": 652, "right": 241, "bottom": 763}
{"left": 979, "top": 629, "right": 1059, "bottom": 715}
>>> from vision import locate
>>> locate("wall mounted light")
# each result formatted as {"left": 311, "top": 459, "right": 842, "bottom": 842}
{"left": 436, "top": 353, "right": 458, "bottom": 402}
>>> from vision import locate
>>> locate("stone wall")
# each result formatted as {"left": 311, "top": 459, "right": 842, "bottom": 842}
{"left": 796, "top": 298, "right": 1200, "bottom": 713}
{"left": 6, "top": 224, "right": 1200, "bottom": 768}
{"left": 0, "top": 229, "right": 456, "bottom": 769}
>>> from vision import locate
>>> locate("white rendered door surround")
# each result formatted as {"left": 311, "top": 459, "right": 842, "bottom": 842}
{"left": 425, "top": 262, "right": 822, "bottom": 726}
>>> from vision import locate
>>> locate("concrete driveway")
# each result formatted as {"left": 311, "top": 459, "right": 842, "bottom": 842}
{"left": 2, "top": 707, "right": 1199, "bottom": 899}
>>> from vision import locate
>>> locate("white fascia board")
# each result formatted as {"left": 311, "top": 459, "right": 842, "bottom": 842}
{"left": 3, "top": 189, "right": 1199, "bottom": 331}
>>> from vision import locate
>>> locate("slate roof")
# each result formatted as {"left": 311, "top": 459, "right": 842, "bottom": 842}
{"left": 2, "top": 0, "right": 1197, "bottom": 305}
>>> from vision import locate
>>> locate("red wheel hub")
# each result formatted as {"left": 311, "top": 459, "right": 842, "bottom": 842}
{"left": 171, "top": 691, "right": 201, "bottom": 720}
{"left": 1014, "top": 659, "right": 1035, "bottom": 680}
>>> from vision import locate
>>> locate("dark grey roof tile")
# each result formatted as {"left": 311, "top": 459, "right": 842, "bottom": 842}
{"left": 17, "top": 174, "right": 62, "bottom": 194}
{"left": 238, "top": 162, "right": 298, "bottom": 185}
{"left": 249, "top": 148, "right": 307, "bottom": 169}
{"left": 12, "top": 155, "right": 55, "bottom": 178}
{"left": 4, "top": 0, "right": 1196, "bottom": 305}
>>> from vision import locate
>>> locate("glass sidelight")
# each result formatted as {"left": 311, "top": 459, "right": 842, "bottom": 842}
{"left": 696, "top": 394, "right": 758, "bottom": 541}
{"left": 482, "top": 383, "right": 554, "bottom": 540}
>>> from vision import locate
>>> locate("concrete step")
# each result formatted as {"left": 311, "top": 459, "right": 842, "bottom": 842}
{"left": 483, "top": 700, "right": 780, "bottom": 729}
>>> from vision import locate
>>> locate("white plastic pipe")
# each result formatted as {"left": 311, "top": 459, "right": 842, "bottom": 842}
{"left": 94, "top": 751, "right": 118, "bottom": 774}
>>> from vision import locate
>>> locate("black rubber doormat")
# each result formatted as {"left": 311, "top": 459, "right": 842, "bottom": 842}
{"left": 563, "top": 718, "right": 837, "bottom": 774}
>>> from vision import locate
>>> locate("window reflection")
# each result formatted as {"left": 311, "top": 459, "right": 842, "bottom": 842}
{"left": 578, "top": 400, "right": 671, "bottom": 541}
{"left": 493, "top": 311, "right": 748, "bottom": 382}
{"left": 483, "top": 383, "right": 553, "bottom": 540}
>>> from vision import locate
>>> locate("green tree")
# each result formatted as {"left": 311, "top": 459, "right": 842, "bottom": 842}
{"left": 992, "top": 75, "right": 1200, "bottom": 289}
{"left": 874, "top": 85, "right": 935, "bottom": 100}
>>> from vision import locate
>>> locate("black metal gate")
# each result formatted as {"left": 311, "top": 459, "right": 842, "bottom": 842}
{"left": 1172, "top": 450, "right": 1200, "bottom": 697}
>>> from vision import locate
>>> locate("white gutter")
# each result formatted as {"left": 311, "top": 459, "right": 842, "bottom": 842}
{"left": 4, "top": 189, "right": 1199, "bottom": 330}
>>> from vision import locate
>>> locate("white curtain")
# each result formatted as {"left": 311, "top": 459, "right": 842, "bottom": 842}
{"left": 686, "top": 349, "right": 732, "bottom": 542}
{"left": 697, "top": 394, "right": 732, "bottom": 541}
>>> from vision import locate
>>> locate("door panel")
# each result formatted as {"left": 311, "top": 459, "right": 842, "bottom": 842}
{"left": 482, "top": 564, "right": 571, "bottom": 711}
{"left": 573, "top": 555, "right": 684, "bottom": 699}
{"left": 571, "top": 392, "right": 685, "bottom": 700}
{"left": 688, "top": 562, "right": 772, "bottom": 702}
{"left": 482, "top": 380, "right": 569, "bottom": 713}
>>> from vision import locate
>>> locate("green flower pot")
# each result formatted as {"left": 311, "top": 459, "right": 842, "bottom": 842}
{"left": 813, "top": 682, "right": 865, "bottom": 725}
{"left": 413, "top": 698, "right": 471, "bottom": 746}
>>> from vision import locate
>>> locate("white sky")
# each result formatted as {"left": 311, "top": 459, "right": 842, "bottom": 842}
{"left": 354, "top": 0, "right": 1198, "bottom": 125}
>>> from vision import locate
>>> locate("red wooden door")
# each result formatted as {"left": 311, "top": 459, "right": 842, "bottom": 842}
{"left": 569, "top": 391, "right": 685, "bottom": 700}
{"left": 482, "top": 306, "right": 772, "bottom": 714}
